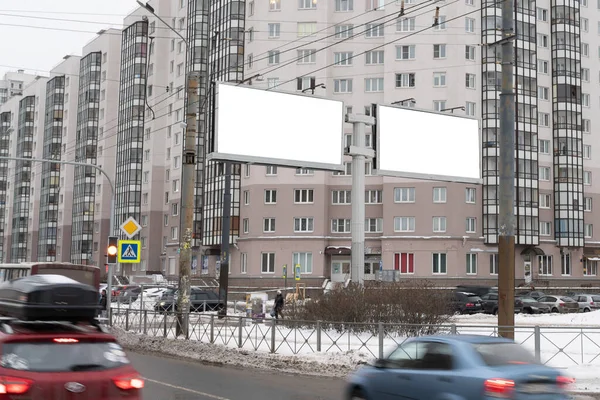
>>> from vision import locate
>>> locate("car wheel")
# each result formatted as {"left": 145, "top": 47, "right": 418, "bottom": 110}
{"left": 526, "top": 307, "right": 533, "bottom": 314}
{"left": 493, "top": 308, "right": 498, "bottom": 316}
{"left": 552, "top": 307, "right": 559, "bottom": 313}
{"left": 350, "top": 389, "right": 367, "bottom": 400}
{"left": 584, "top": 308, "right": 591, "bottom": 313}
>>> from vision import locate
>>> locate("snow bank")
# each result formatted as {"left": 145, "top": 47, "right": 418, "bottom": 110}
{"left": 112, "top": 326, "right": 369, "bottom": 378}
{"left": 454, "top": 310, "right": 600, "bottom": 327}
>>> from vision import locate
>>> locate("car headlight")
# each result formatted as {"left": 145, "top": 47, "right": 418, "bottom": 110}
{"left": 160, "top": 302, "right": 165, "bottom": 306}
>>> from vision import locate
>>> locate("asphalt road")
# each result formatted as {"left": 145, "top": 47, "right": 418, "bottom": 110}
{"left": 129, "top": 350, "right": 600, "bottom": 400}
{"left": 129, "top": 351, "right": 344, "bottom": 400}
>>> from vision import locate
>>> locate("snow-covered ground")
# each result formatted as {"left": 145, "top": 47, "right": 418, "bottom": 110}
{"left": 112, "top": 309, "right": 600, "bottom": 392}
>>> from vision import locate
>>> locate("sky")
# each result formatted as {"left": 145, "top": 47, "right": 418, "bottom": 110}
{"left": 0, "top": 0, "right": 142, "bottom": 77}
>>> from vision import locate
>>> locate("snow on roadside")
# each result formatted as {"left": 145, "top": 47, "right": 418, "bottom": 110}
{"left": 453, "top": 310, "right": 600, "bottom": 327}
{"left": 112, "top": 326, "right": 370, "bottom": 378}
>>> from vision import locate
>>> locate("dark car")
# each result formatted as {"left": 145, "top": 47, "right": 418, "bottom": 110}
{"left": 517, "top": 296, "right": 552, "bottom": 314}
{"left": 480, "top": 292, "right": 523, "bottom": 314}
{"left": 346, "top": 335, "right": 575, "bottom": 400}
{"left": 154, "top": 288, "right": 224, "bottom": 312}
{"left": 451, "top": 292, "right": 483, "bottom": 314}
{"left": 456, "top": 285, "right": 495, "bottom": 298}
{"left": 516, "top": 290, "right": 546, "bottom": 300}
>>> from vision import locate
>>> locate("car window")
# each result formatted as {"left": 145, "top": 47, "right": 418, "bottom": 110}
{"left": 467, "top": 295, "right": 482, "bottom": 302}
{"left": 576, "top": 296, "right": 587, "bottom": 302}
{"left": 489, "top": 294, "right": 498, "bottom": 300}
{"left": 420, "top": 342, "right": 454, "bottom": 370}
{"left": 537, "top": 296, "right": 550, "bottom": 302}
{"left": 593, "top": 296, "right": 600, "bottom": 303}
{"left": 387, "top": 342, "right": 427, "bottom": 369}
{"left": 481, "top": 294, "right": 489, "bottom": 300}
{"left": 561, "top": 297, "right": 575, "bottom": 302}
{"left": 472, "top": 342, "right": 537, "bottom": 366}
{"left": 1, "top": 341, "right": 130, "bottom": 372}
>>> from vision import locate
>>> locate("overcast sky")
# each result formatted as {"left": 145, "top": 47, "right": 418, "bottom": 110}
{"left": 0, "top": 0, "right": 141, "bottom": 77}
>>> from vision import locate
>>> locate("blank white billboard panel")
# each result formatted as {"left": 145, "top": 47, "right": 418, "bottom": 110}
{"left": 209, "top": 83, "right": 345, "bottom": 171}
{"left": 376, "top": 105, "right": 481, "bottom": 183}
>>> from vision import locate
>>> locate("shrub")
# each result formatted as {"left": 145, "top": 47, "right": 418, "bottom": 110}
{"left": 284, "top": 281, "right": 453, "bottom": 336}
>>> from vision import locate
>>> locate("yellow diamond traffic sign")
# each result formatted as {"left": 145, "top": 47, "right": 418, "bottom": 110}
{"left": 119, "top": 216, "right": 142, "bottom": 239}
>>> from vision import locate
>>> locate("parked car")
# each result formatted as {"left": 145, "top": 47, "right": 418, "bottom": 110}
{"left": 455, "top": 285, "right": 494, "bottom": 298}
{"left": 480, "top": 292, "right": 523, "bottom": 314}
{"left": 154, "top": 287, "right": 224, "bottom": 312}
{"left": 571, "top": 294, "right": 600, "bottom": 312}
{"left": 451, "top": 292, "right": 483, "bottom": 314}
{"left": 537, "top": 295, "right": 579, "bottom": 313}
{"left": 516, "top": 296, "right": 552, "bottom": 314}
{"left": 345, "top": 335, "right": 575, "bottom": 400}
{"left": 516, "top": 290, "right": 546, "bottom": 300}
{"left": 116, "top": 286, "right": 142, "bottom": 304}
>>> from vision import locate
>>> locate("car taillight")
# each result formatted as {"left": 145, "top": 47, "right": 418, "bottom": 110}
{"left": 559, "top": 302, "right": 565, "bottom": 307}
{"left": 557, "top": 376, "right": 575, "bottom": 389}
{"left": 112, "top": 374, "right": 144, "bottom": 390}
{"left": 591, "top": 302, "right": 595, "bottom": 306}
{"left": 53, "top": 338, "right": 79, "bottom": 343}
{"left": 484, "top": 378, "right": 515, "bottom": 398}
{"left": 0, "top": 376, "right": 33, "bottom": 394}
{"left": 466, "top": 303, "right": 474, "bottom": 307}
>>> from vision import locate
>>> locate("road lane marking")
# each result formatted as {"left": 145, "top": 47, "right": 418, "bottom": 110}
{"left": 144, "top": 377, "right": 231, "bottom": 400}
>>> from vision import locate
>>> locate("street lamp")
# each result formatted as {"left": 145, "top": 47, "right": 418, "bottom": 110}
{"left": 440, "top": 106, "right": 466, "bottom": 113}
{"left": 302, "top": 83, "right": 326, "bottom": 95}
{"left": 392, "top": 98, "right": 415, "bottom": 106}
{"left": 136, "top": 1, "right": 189, "bottom": 46}
{"left": 237, "top": 74, "right": 263, "bottom": 86}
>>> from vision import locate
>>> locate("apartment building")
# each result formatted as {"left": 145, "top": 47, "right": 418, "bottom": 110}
{"left": 0, "top": 70, "right": 37, "bottom": 105}
{"left": 208, "top": 0, "right": 600, "bottom": 287}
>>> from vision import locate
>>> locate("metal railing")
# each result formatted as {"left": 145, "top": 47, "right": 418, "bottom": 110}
{"left": 110, "top": 308, "right": 600, "bottom": 368}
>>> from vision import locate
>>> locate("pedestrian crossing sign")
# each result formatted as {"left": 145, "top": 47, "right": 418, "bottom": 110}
{"left": 117, "top": 240, "right": 141, "bottom": 263}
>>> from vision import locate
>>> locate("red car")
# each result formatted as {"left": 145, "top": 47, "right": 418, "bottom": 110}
{"left": 0, "top": 319, "right": 144, "bottom": 399}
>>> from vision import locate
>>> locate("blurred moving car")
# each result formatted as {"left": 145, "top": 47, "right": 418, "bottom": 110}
{"left": 480, "top": 292, "right": 523, "bottom": 315}
{"left": 0, "top": 275, "right": 144, "bottom": 399}
{"left": 516, "top": 296, "right": 552, "bottom": 314}
{"left": 346, "top": 335, "right": 574, "bottom": 400}
{"left": 154, "top": 287, "right": 224, "bottom": 312}
{"left": 536, "top": 295, "right": 579, "bottom": 313}
{"left": 451, "top": 292, "right": 483, "bottom": 314}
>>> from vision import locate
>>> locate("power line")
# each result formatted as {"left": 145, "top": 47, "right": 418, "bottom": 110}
{"left": 268, "top": 0, "right": 485, "bottom": 91}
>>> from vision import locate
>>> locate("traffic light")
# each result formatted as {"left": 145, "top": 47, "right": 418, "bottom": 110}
{"left": 107, "top": 236, "right": 118, "bottom": 264}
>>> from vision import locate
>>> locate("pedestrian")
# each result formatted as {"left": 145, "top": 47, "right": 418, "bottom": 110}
{"left": 99, "top": 289, "right": 107, "bottom": 319}
{"left": 274, "top": 290, "right": 284, "bottom": 321}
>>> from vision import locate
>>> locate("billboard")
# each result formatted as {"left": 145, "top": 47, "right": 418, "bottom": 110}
{"left": 375, "top": 105, "right": 481, "bottom": 184}
{"left": 208, "top": 82, "right": 345, "bottom": 171}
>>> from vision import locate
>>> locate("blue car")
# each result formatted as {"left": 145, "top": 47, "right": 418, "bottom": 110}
{"left": 345, "top": 335, "right": 575, "bottom": 400}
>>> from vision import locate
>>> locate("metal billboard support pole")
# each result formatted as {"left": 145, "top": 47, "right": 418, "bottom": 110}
{"left": 496, "top": 0, "right": 516, "bottom": 339}
{"left": 218, "top": 161, "right": 231, "bottom": 318}
{"left": 345, "top": 114, "right": 375, "bottom": 286}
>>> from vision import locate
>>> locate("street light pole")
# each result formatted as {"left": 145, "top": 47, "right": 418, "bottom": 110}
{"left": 138, "top": 0, "right": 197, "bottom": 336}
{"left": 0, "top": 155, "right": 116, "bottom": 305}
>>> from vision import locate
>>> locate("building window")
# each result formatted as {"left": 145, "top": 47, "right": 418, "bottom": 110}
{"left": 335, "top": 25, "right": 354, "bottom": 38}
{"left": 335, "top": 0, "right": 353, "bottom": 11}
{"left": 584, "top": 145, "right": 592, "bottom": 159}
{"left": 394, "top": 217, "right": 415, "bottom": 232}
{"left": 433, "top": 72, "right": 446, "bottom": 87}
{"left": 582, "top": 93, "right": 590, "bottom": 107}
{"left": 433, "top": 100, "right": 446, "bottom": 111}
{"left": 584, "top": 171, "right": 592, "bottom": 185}
{"left": 395, "top": 73, "right": 415, "bottom": 88}
{"left": 264, "top": 189, "right": 277, "bottom": 204}
{"left": 244, "top": 190, "right": 250, "bottom": 205}
{"left": 432, "top": 253, "right": 447, "bottom": 274}
{"left": 490, "top": 254, "right": 499, "bottom": 275}
{"left": 538, "top": 86, "right": 549, "bottom": 100}
{"left": 261, "top": 253, "right": 275, "bottom": 273}
{"left": 294, "top": 189, "right": 314, "bottom": 203}
{"left": 466, "top": 188, "right": 476, "bottom": 203}
{"left": 241, "top": 253, "right": 247, "bottom": 274}
{"left": 540, "top": 222, "right": 551, "bottom": 236}
{"left": 539, "top": 255, "right": 552, "bottom": 276}
{"left": 583, "top": 119, "right": 591, "bottom": 133}
{"left": 433, "top": 187, "right": 447, "bottom": 203}
{"left": 333, "top": 79, "right": 353, "bottom": 93}
{"left": 297, "top": 22, "right": 317, "bottom": 36}
{"left": 268, "top": 51, "right": 280, "bottom": 65}
{"left": 466, "top": 253, "right": 477, "bottom": 275}
{"left": 365, "top": 23, "right": 384, "bottom": 37}
{"left": 433, "top": 44, "right": 446, "bottom": 58}
{"left": 433, "top": 217, "right": 447, "bottom": 233}
{"left": 245, "top": 164, "right": 251, "bottom": 177}
{"left": 465, "top": 17, "right": 475, "bottom": 32}
{"left": 266, "top": 165, "right": 277, "bottom": 175}
{"left": 296, "top": 168, "right": 314, "bottom": 175}
{"left": 365, "top": 218, "right": 383, "bottom": 233}
{"left": 466, "top": 217, "right": 476, "bottom": 233}
{"left": 331, "top": 218, "right": 351, "bottom": 233}
{"left": 539, "top": 139, "right": 550, "bottom": 154}
{"left": 396, "top": 45, "right": 416, "bottom": 60}
{"left": 465, "top": 102, "right": 476, "bottom": 116}
{"left": 268, "top": 23, "right": 281, "bottom": 38}
{"left": 172, "top": 203, "right": 179, "bottom": 216}
{"left": 394, "top": 187, "right": 415, "bottom": 203}
{"left": 395, "top": 253, "right": 414, "bottom": 274}
{"left": 584, "top": 259, "right": 597, "bottom": 276}
{"left": 293, "top": 252, "right": 313, "bottom": 274}
{"left": 365, "top": 77, "right": 384, "bottom": 92}
{"left": 433, "top": 15, "right": 446, "bottom": 30}
{"left": 297, "top": 49, "right": 316, "bottom": 64}
{"left": 334, "top": 52, "right": 353, "bottom": 66}
{"left": 171, "top": 227, "right": 178, "bottom": 240}
{"left": 561, "top": 254, "right": 571, "bottom": 276}
{"left": 465, "top": 73, "right": 476, "bottom": 89}
{"left": 538, "top": 59, "right": 549, "bottom": 74}
{"left": 243, "top": 218, "right": 249, "bottom": 234}
{"left": 539, "top": 193, "right": 551, "bottom": 209}
{"left": 585, "top": 197, "right": 592, "bottom": 212}
{"left": 366, "top": 190, "right": 383, "bottom": 204}
{"left": 585, "top": 224, "right": 593, "bottom": 238}
{"left": 264, "top": 218, "right": 276, "bottom": 233}
{"left": 299, "top": 0, "right": 317, "bottom": 9}
{"left": 465, "top": 45, "right": 476, "bottom": 60}
{"left": 538, "top": 112, "right": 550, "bottom": 127}
{"left": 332, "top": 190, "right": 351, "bottom": 204}
{"left": 294, "top": 217, "right": 314, "bottom": 232}
{"left": 539, "top": 167, "right": 550, "bottom": 181}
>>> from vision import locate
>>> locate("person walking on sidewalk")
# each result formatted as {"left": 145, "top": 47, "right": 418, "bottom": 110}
{"left": 274, "top": 290, "right": 285, "bottom": 321}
